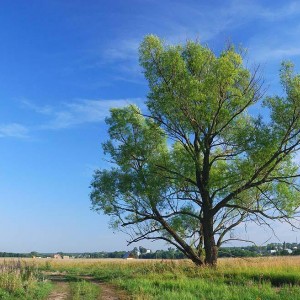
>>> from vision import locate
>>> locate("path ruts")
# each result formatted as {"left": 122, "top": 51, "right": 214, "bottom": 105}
{"left": 46, "top": 273, "right": 128, "bottom": 300}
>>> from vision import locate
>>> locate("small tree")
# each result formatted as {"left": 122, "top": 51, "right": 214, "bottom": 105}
{"left": 91, "top": 35, "right": 300, "bottom": 266}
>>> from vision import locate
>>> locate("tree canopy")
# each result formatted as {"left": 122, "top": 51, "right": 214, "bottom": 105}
{"left": 91, "top": 35, "right": 300, "bottom": 266}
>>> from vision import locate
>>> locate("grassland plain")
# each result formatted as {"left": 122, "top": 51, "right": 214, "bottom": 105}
{"left": 40, "top": 256, "right": 300, "bottom": 299}
{"left": 1, "top": 257, "right": 300, "bottom": 299}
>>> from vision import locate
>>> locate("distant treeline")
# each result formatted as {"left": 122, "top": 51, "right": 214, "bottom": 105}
{"left": 219, "top": 244, "right": 300, "bottom": 258}
{"left": 0, "top": 250, "right": 185, "bottom": 259}
{"left": 1, "top": 242, "right": 300, "bottom": 258}
{"left": 0, "top": 252, "right": 29, "bottom": 258}
{"left": 67, "top": 250, "right": 186, "bottom": 259}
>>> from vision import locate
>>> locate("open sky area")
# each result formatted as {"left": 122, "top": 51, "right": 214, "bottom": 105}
{"left": 1, "top": 0, "right": 300, "bottom": 253}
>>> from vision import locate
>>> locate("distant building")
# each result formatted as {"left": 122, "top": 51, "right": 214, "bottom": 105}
{"left": 53, "top": 254, "right": 62, "bottom": 259}
{"left": 63, "top": 255, "right": 70, "bottom": 259}
{"left": 269, "top": 250, "right": 277, "bottom": 254}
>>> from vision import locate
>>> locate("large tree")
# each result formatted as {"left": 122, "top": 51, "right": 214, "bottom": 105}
{"left": 91, "top": 35, "right": 300, "bottom": 266}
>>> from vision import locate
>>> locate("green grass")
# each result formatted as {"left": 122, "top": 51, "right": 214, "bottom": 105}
{"left": 70, "top": 280, "right": 100, "bottom": 300}
{"left": 31, "top": 256, "right": 300, "bottom": 299}
{"left": 0, "top": 261, "right": 52, "bottom": 299}
{"left": 114, "top": 275, "right": 300, "bottom": 300}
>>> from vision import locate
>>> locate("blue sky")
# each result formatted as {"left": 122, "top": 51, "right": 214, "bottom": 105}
{"left": 1, "top": 0, "right": 300, "bottom": 252}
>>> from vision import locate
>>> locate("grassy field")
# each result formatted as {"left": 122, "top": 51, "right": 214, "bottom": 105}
{"left": 1, "top": 257, "right": 300, "bottom": 299}
{"left": 0, "top": 260, "right": 51, "bottom": 299}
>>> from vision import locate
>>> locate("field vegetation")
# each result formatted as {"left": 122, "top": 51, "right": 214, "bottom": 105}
{"left": 70, "top": 280, "right": 100, "bottom": 300}
{"left": 0, "top": 260, "right": 51, "bottom": 299}
{"left": 40, "top": 256, "right": 300, "bottom": 299}
{"left": 1, "top": 257, "right": 300, "bottom": 299}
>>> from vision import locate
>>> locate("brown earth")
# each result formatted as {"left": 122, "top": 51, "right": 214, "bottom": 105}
{"left": 47, "top": 281, "right": 70, "bottom": 300}
{"left": 46, "top": 273, "right": 129, "bottom": 300}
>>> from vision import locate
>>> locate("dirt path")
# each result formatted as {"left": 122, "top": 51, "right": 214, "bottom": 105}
{"left": 46, "top": 274, "right": 128, "bottom": 300}
{"left": 99, "top": 282, "right": 126, "bottom": 300}
{"left": 47, "top": 281, "right": 70, "bottom": 300}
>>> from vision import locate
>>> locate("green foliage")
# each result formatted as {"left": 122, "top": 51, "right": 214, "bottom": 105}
{"left": 91, "top": 35, "right": 300, "bottom": 265}
{"left": 139, "top": 35, "right": 253, "bottom": 136}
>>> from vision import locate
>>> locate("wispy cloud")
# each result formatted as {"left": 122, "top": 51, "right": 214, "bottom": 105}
{"left": 0, "top": 123, "right": 29, "bottom": 138}
{"left": 95, "top": 1, "right": 300, "bottom": 80}
{"left": 103, "top": 40, "right": 139, "bottom": 63}
{"left": 0, "top": 98, "right": 142, "bottom": 139}
{"left": 43, "top": 99, "right": 136, "bottom": 129}
{"left": 261, "top": 47, "right": 300, "bottom": 61}
{"left": 220, "top": 0, "right": 300, "bottom": 21}
{"left": 24, "top": 98, "right": 144, "bottom": 130}
{"left": 247, "top": 23, "right": 300, "bottom": 66}
{"left": 254, "top": 1, "right": 300, "bottom": 20}
{"left": 101, "top": 1, "right": 300, "bottom": 53}
{"left": 21, "top": 99, "right": 53, "bottom": 115}
{"left": 97, "top": 39, "right": 142, "bottom": 82}
{"left": 54, "top": 0, "right": 300, "bottom": 89}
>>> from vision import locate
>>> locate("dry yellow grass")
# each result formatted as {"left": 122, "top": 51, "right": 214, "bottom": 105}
{"left": 1, "top": 256, "right": 300, "bottom": 275}
{"left": 2, "top": 256, "right": 300, "bottom": 299}
{"left": 1, "top": 256, "right": 300, "bottom": 268}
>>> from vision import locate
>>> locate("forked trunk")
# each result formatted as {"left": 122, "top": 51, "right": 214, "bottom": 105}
{"left": 185, "top": 214, "right": 218, "bottom": 267}
{"left": 190, "top": 256, "right": 205, "bottom": 266}
{"left": 189, "top": 251, "right": 205, "bottom": 266}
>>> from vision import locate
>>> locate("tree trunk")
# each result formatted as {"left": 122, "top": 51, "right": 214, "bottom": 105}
{"left": 184, "top": 246, "right": 205, "bottom": 266}
{"left": 190, "top": 255, "right": 205, "bottom": 266}
{"left": 203, "top": 214, "right": 218, "bottom": 266}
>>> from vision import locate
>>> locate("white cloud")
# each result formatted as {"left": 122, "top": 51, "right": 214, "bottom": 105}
{"left": 0, "top": 98, "right": 143, "bottom": 139}
{"left": 59, "top": 1, "right": 300, "bottom": 88}
{"left": 246, "top": 20, "right": 300, "bottom": 62}
{"left": 95, "top": 1, "right": 300, "bottom": 80}
{"left": 268, "top": 48, "right": 300, "bottom": 60}
{"left": 251, "top": 45, "right": 300, "bottom": 63}
{"left": 0, "top": 123, "right": 29, "bottom": 138}
{"left": 103, "top": 40, "right": 139, "bottom": 63}
{"left": 256, "top": 1, "right": 300, "bottom": 20}
{"left": 98, "top": 39, "right": 143, "bottom": 81}
{"left": 45, "top": 99, "right": 129, "bottom": 129}
{"left": 21, "top": 99, "right": 53, "bottom": 115}
{"left": 101, "top": 1, "right": 300, "bottom": 56}
{"left": 213, "top": 0, "right": 300, "bottom": 24}
{"left": 25, "top": 98, "right": 144, "bottom": 130}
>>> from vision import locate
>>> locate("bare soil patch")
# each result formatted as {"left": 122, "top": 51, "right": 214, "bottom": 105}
{"left": 47, "top": 281, "right": 70, "bottom": 300}
{"left": 46, "top": 273, "right": 129, "bottom": 300}
{"left": 99, "top": 282, "right": 128, "bottom": 300}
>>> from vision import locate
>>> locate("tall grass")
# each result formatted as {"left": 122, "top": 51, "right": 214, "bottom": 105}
{"left": 70, "top": 280, "right": 100, "bottom": 300}
{"left": 36, "top": 257, "right": 300, "bottom": 300}
{"left": 0, "top": 260, "right": 51, "bottom": 300}
{"left": 15, "top": 256, "right": 300, "bottom": 299}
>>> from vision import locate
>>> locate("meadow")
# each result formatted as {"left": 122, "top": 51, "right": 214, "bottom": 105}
{"left": 0, "top": 260, "right": 51, "bottom": 299}
{"left": 1, "top": 257, "right": 300, "bottom": 299}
